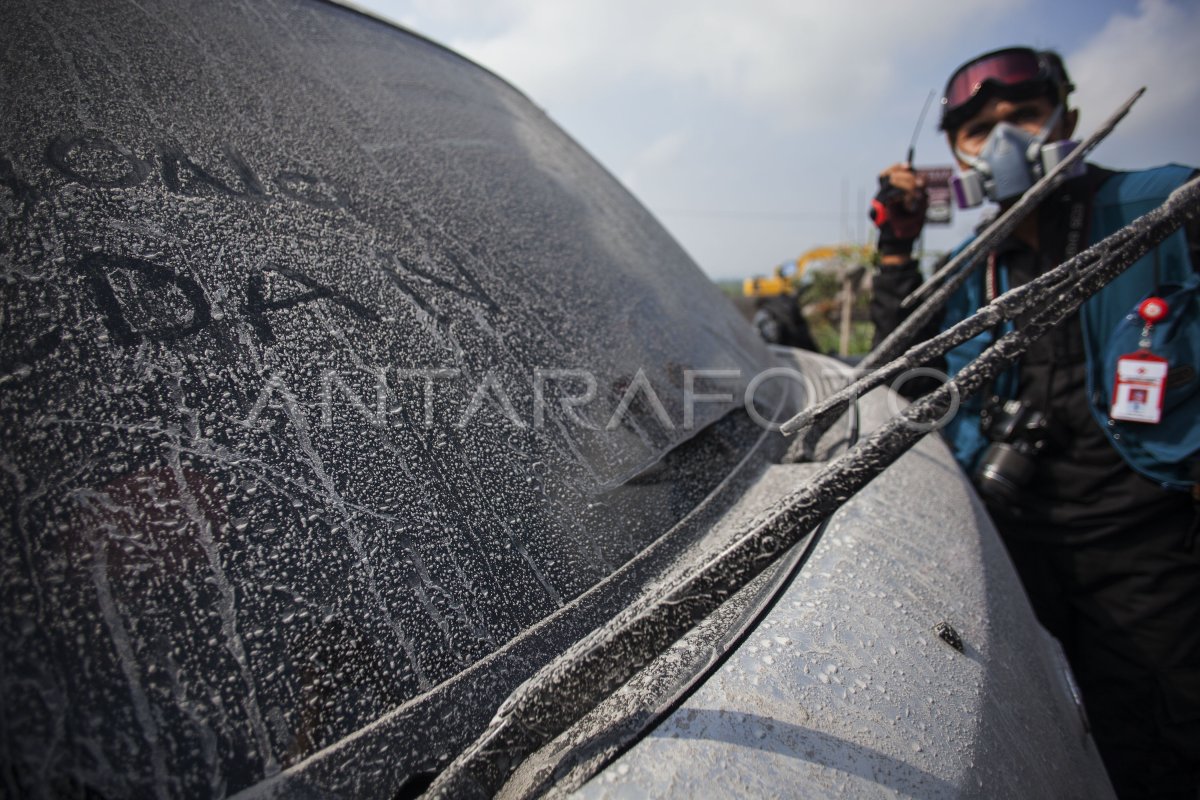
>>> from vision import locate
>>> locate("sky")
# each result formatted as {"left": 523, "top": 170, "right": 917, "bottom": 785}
{"left": 351, "top": 0, "right": 1200, "bottom": 280}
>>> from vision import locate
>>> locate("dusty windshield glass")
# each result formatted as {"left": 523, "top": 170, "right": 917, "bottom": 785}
{"left": 0, "top": 1, "right": 785, "bottom": 795}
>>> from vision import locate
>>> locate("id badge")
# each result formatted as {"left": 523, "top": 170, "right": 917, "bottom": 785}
{"left": 1110, "top": 351, "right": 1168, "bottom": 424}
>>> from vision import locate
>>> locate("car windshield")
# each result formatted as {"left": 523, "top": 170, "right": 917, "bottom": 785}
{"left": 0, "top": 1, "right": 787, "bottom": 796}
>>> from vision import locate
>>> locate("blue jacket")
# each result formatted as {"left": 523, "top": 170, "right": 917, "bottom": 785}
{"left": 940, "top": 164, "right": 1199, "bottom": 490}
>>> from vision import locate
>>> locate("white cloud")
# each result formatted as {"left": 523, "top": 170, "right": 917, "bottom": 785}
{"left": 354, "top": 0, "right": 1195, "bottom": 279}
{"left": 619, "top": 131, "right": 688, "bottom": 191}
{"left": 425, "top": 0, "right": 1021, "bottom": 130}
{"left": 1068, "top": 0, "right": 1200, "bottom": 166}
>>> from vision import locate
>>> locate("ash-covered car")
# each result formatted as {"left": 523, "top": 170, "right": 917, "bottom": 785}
{"left": 1, "top": 2, "right": 1112, "bottom": 798}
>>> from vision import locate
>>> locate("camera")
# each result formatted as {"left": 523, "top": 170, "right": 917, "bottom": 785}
{"left": 973, "top": 397, "right": 1049, "bottom": 506}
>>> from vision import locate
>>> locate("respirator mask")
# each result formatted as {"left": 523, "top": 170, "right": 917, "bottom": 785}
{"left": 938, "top": 48, "right": 1080, "bottom": 208}
{"left": 951, "top": 105, "right": 1083, "bottom": 208}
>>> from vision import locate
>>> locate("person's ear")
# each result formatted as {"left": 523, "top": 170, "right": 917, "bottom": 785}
{"left": 1062, "top": 107, "right": 1078, "bottom": 140}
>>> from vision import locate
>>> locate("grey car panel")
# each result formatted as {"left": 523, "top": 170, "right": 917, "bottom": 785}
{"left": 571, "top": 352, "right": 1111, "bottom": 799}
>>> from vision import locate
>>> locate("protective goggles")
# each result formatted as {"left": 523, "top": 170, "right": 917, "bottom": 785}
{"left": 939, "top": 48, "right": 1067, "bottom": 131}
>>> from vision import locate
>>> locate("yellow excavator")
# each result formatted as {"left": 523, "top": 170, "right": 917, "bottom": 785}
{"left": 741, "top": 245, "right": 872, "bottom": 298}
{"left": 739, "top": 244, "right": 874, "bottom": 355}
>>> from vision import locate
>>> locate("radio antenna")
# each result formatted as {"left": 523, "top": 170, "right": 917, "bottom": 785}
{"left": 907, "top": 90, "right": 937, "bottom": 165}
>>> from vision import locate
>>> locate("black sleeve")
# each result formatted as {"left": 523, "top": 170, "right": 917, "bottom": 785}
{"left": 870, "top": 258, "right": 946, "bottom": 350}
{"left": 871, "top": 260, "right": 923, "bottom": 348}
{"left": 869, "top": 258, "right": 948, "bottom": 398}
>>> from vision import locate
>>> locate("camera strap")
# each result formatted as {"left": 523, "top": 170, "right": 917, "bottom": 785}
{"left": 979, "top": 172, "right": 1099, "bottom": 416}
{"left": 984, "top": 176, "right": 1097, "bottom": 304}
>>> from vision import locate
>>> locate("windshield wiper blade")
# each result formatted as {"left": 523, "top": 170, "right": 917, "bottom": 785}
{"left": 780, "top": 200, "right": 1140, "bottom": 439}
{"left": 424, "top": 177, "right": 1200, "bottom": 799}
{"left": 866, "top": 88, "right": 1143, "bottom": 371}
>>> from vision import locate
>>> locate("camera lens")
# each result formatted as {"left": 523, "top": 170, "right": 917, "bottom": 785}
{"left": 974, "top": 442, "right": 1038, "bottom": 506}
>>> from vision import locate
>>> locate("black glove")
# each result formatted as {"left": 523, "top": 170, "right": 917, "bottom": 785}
{"left": 870, "top": 175, "right": 927, "bottom": 258}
